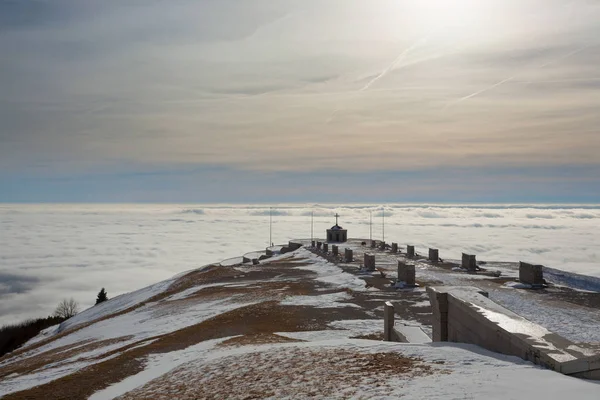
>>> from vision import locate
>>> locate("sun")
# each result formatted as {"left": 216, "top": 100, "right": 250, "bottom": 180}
{"left": 392, "top": 0, "right": 489, "bottom": 37}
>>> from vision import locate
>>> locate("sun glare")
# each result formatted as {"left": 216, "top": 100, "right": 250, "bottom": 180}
{"left": 390, "top": 0, "right": 488, "bottom": 38}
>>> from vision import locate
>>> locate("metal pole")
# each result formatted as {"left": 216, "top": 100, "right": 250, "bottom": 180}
{"left": 382, "top": 207, "right": 385, "bottom": 241}
{"left": 269, "top": 206, "right": 272, "bottom": 246}
{"left": 369, "top": 210, "right": 372, "bottom": 241}
{"left": 311, "top": 210, "right": 314, "bottom": 242}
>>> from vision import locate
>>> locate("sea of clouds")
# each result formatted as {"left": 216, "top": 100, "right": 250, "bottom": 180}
{"left": 1, "top": 203, "right": 599, "bottom": 325}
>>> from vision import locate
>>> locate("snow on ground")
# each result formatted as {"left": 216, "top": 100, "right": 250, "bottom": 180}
{"left": 94, "top": 340, "right": 600, "bottom": 400}
{"left": 280, "top": 291, "right": 361, "bottom": 308}
{"left": 89, "top": 337, "right": 232, "bottom": 400}
{"left": 292, "top": 248, "right": 371, "bottom": 291}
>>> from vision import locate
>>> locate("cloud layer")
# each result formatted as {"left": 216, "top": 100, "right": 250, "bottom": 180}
{"left": 1, "top": 203, "right": 599, "bottom": 325}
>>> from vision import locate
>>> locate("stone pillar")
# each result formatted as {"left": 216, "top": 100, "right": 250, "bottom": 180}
{"left": 344, "top": 248, "right": 353, "bottom": 262}
{"left": 519, "top": 262, "right": 544, "bottom": 285}
{"left": 384, "top": 301, "right": 395, "bottom": 341}
{"left": 370, "top": 240, "right": 376, "bottom": 248}
{"left": 332, "top": 245, "right": 339, "bottom": 256}
{"left": 406, "top": 245, "right": 415, "bottom": 259}
{"left": 311, "top": 240, "right": 316, "bottom": 248}
{"left": 427, "top": 288, "right": 449, "bottom": 342}
{"left": 397, "top": 261, "right": 416, "bottom": 286}
{"left": 364, "top": 253, "right": 376, "bottom": 271}
{"left": 428, "top": 248, "right": 439, "bottom": 263}
{"left": 379, "top": 241, "right": 386, "bottom": 251}
{"left": 462, "top": 253, "right": 477, "bottom": 272}
{"left": 323, "top": 243, "right": 329, "bottom": 253}
{"left": 317, "top": 241, "right": 322, "bottom": 250}
{"left": 391, "top": 243, "right": 398, "bottom": 253}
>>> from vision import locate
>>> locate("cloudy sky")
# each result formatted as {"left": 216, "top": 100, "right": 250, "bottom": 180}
{"left": 1, "top": 0, "right": 599, "bottom": 202}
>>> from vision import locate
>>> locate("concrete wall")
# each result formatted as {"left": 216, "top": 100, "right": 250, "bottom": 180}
{"left": 427, "top": 286, "right": 600, "bottom": 380}
{"left": 519, "top": 262, "right": 544, "bottom": 285}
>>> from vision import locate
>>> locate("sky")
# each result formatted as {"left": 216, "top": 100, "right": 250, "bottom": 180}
{"left": 1, "top": 0, "right": 600, "bottom": 203}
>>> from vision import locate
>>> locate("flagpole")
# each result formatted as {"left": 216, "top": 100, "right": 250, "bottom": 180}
{"left": 382, "top": 207, "right": 385, "bottom": 242}
{"left": 369, "top": 210, "right": 372, "bottom": 242}
{"left": 311, "top": 210, "right": 314, "bottom": 243}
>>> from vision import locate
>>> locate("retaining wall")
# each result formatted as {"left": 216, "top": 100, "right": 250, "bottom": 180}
{"left": 427, "top": 286, "right": 600, "bottom": 380}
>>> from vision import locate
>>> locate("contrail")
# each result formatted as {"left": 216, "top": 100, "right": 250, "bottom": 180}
{"left": 327, "top": 32, "right": 434, "bottom": 123}
{"left": 360, "top": 34, "right": 431, "bottom": 92}
{"left": 444, "top": 43, "right": 596, "bottom": 110}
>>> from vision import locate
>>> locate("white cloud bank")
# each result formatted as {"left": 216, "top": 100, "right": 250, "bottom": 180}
{"left": 0, "top": 203, "right": 599, "bottom": 325}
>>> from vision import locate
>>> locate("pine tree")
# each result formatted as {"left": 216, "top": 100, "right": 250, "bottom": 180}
{"left": 95, "top": 288, "right": 108, "bottom": 305}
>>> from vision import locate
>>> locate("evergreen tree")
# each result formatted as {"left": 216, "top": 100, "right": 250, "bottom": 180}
{"left": 95, "top": 288, "right": 108, "bottom": 305}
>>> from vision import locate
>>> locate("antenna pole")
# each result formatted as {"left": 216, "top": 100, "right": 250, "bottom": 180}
{"left": 382, "top": 207, "right": 385, "bottom": 242}
{"left": 269, "top": 206, "right": 272, "bottom": 246}
{"left": 369, "top": 210, "right": 372, "bottom": 242}
{"left": 311, "top": 210, "right": 314, "bottom": 242}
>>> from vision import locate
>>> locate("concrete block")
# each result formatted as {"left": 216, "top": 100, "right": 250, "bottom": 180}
{"left": 391, "top": 243, "right": 398, "bottom": 253}
{"left": 323, "top": 243, "right": 328, "bottom": 253}
{"left": 384, "top": 301, "right": 395, "bottom": 341}
{"left": 428, "top": 248, "right": 439, "bottom": 263}
{"left": 379, "top": 241, "right": 386, "bottom": 250}
{"left": 344, "top": 248, "right": 353, "bottom": 262}
{"left": 288, "top": 241, "right": 302, "bottom": 251}
{"left": 364, "top": 253, "right": 376, "bottom": 271}
{"left": 317, "top": 241, "right": 322, "bottom": 250}
{"left": 519, "top": 262, "right": 544, "bottom": 285}
{"left": 370, "top": 240, "right": 376, "bottom": 248}
{"left": 397, "top": 261, "right": 416, "bottom": 286}
{"left": 266, "top": 249, "right": 274, "bottom": 257}
{"left": 462, "top": 253, "right": 477, "bottom": 272}
{"left": 242, "top": 256, "right": 251, "bottom": 263}
{"left": 252, "top": 259, "right": 260, "bottom": 265}
{"left": 311, "top": 240, "right": 316, "bottom": 247}
{"left": 406, "top": 245, "right": 415, "bottom": 258}
{"left": 332, "top": 245, "right": 339, "bottom": 256}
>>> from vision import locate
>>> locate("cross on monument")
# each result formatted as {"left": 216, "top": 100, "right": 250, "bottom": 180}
{"left": 335, "top": 213, "right": 340, "bottom": 225}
